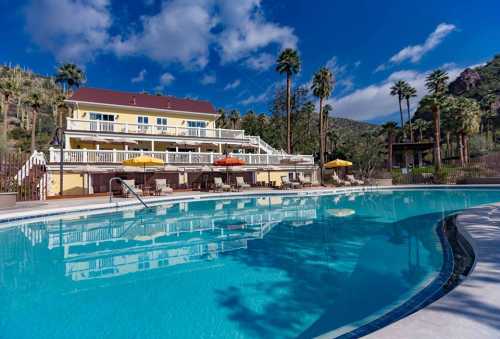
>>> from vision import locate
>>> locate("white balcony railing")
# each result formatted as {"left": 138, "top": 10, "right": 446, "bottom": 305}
{"left": 67, "top": 118, "right": 246, "bottom": 139}
{"left": 49, "top": 148, "right": 315, "bottom": 166}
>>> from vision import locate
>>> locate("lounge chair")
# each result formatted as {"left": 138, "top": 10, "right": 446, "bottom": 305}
{"left": 346, "top": 174, "right": 364, "bottom": 185}
{"left": 298, "top": 173, "right": 312, "bottom": 187}
{"left": 236, "top": 177, "right": 251, "bottom": 191}
{"left": 121, "top": 179, "right": 143, "bottom": 197}
{"left": 214, "top": 177, "right": 231, "bottom": 192}
{"left": 331, "top": 173, "right": 351, "bottom": 186}
{"left": 281, "top": 176, "right": 301, "bottom": 189}
{"left": 155, "top": 179, "right": 173, "bottom": 195}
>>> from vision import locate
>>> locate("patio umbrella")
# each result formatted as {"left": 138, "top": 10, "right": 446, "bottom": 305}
{"left": 122, "top": 155, "right": 164, "bottom": 186}
{"left": 324, "top": 159, "right": 353, "bottom": 168}
{"left": 214, "top": 156, "right": 245, "bottom": 184}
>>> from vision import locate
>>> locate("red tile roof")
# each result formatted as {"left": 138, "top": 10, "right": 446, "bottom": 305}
{"left": 67, "top": 87, "right": 217, "bottom": 114}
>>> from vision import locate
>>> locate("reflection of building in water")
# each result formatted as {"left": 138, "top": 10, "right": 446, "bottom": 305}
{"left": 14, "top": 199, "right": 317, "bottom": 282}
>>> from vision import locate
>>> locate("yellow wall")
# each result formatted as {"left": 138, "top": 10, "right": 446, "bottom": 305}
{"left": 73, "top": 104, "right": 217, "bottom": 129}
{"left": 50, "top": 172, "right": 87, "bottom": 196}
{"left": 256, "top": 171, "right": 291, "bottom": 185}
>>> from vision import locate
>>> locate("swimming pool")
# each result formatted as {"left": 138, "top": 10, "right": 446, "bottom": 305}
{"left": 1, "top": 188, "right": 499, "bottom": 338}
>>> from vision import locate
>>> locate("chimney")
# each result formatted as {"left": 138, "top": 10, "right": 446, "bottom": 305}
{"left": 131, "top": 96, "right": 136, "bottom": 105}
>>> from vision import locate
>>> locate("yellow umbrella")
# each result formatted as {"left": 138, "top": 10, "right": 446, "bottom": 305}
{"left": 122, "top": 155, "right": 164, "bottom": 186}
{"left": 324, "top": 159, "right": 353, "bottom": 169}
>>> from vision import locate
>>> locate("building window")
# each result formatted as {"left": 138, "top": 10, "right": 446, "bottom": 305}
{"left": 90, "top": 112, "right": 115, "bottom": 121}
{"left": 187, "top": 120, "right": 207, "bottom": 137}
{"left": 156, "top": 117, "right": 167, "bottom": 125}
{"left": 187, "top": 121, "right": 206, "bottom": 128}
{"left": 137, "top": 116, "right": 149, "bottom": 124}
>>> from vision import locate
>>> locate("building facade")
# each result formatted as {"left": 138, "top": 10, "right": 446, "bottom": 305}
{"left": 47, "top": 88, "right": 316, "bottom": 196}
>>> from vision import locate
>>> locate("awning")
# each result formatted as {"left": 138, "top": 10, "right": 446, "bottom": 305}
{"left": 75, "top": 136, "right": 138, "bottom": 144}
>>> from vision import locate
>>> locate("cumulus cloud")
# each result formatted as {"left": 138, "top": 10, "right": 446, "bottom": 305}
{"left": 245, "top": 52, "right": 274, "bottom": 71}
{"left": 325, "top": 56, "right": 355, "bottom": 93}
{"left": 224, "top": 79, "right": 241, "bottom": 90}
{"left": 24, "top": 0, "right": 112, "bottom": 63}
{"left": 329, "top": 65, "right": 464, "bottom": 122}
{"left": 200, "top": 73, "right": 217, "bottom": 85}
{"left": 111, "top": 0, "right": 214, "bottom": 69}
{"left": 158, "top": 72, "right": 175, "bottom": 88}
{"left": 376, "top": 23, "right": 456, "bottom": 72}
{"left": 240, "top": 82, "right": 277, "bottom": 105}
{"left": 131, "top": 69, "right": 147, "bottom": 83}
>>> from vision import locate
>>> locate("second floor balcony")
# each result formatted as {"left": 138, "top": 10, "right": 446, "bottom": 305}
{"left": 67, "top": 118, "right": 246, "bottom": 139}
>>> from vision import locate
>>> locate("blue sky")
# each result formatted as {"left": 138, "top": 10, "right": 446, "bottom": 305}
{"left": 1, "top": 0, "right": 499, "bottom": 124}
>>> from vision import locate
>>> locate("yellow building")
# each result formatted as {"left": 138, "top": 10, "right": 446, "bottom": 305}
{"left": 47, "top": 87, "right": 317, "bottom": 196}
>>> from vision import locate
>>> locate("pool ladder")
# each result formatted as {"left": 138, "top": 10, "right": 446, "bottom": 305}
{"left": 109, "top": 177, "right": 150, "bottom": 208}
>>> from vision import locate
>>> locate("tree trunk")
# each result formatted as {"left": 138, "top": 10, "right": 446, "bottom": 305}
{"left": 432, "top": 106, "right": 442, "bottom": 170}
{"left": 286, "top": 73, "right": 292, "bottom": 154}
{"left": 463, "top": 134, "right": 469, "bottom": 164}
{"left": 445, "top": 131, "right": 451, "bottom": 158}
{"left": 319, "top": 97, "right": 324, "bottom": 185}
{"left": 399, "top": 96, "right": 405, "bottom": 140}
{"left": 406, "top": 98, "right": 414, "bottom": 142}
{"left": 31, "top": 108, "right": 37, "bottom": 153}
{"left": 419, "top": 128, "right": 423, "bottom": 142}
{"left": 387, "top": 134, "right": 393, "bottom": 170}
{"left": 2, "top": 94, "right": 9, "bottom": 142}
{"left": 458, "top": 133, "right": 464, "bottom": 167}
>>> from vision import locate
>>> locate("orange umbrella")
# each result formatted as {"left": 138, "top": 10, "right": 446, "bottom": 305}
{"left": 214, "top": 156, "right": 245, "bottom": 184}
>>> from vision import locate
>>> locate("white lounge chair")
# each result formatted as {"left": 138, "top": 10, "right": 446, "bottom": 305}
{"left": 298, "top": 173, "right": 312, "bottom": 187}
{"left": 236, "top": 177, "right": 251, "bottom": 190}
{"left": 214, "top": 177, "right": 231, "bottom": 192}
{"left": 155, "top": 179, "right": 173, "bottom": 195}
{"left": 121, "top": 179, "right": 143, "bottom": 197}
{"left": 281, "top": 176, "right": 301, "bottom": 189}
{"left": 346, "top": 174, "right": 364, "bottom": 185}
{"left": 331, "top": 173, "right": 351, "bottom": 186}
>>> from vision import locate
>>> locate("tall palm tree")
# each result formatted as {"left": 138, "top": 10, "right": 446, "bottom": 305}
{"left": 402, "top": 84, "right": 417, "bottom": 142}
{"left": 323, "top": 104, "right": 333, "bottom": 157}
{"left": 55, "top": 63, "right": 86, "bottom": 95}
{"left": 228, "top": 109, "right": 240, "bottom": 130}
{"left": 390, "top": 80, "right": 407, "bottom": 139}
{"left": 25, "top": 91, "right": 43, "bottom": 153}
{"left": 413, "top": 119, "right": 430, "bottom": 142}
{"left": 381, "top": 122, "right": 398, "bottom": 170}
{"left": 480, "top": 93, "right": 498, "bottom": 144}
{"left": 311, "top": 67, "right": 333, "bottom": 185}
{"left": 216, "top": 108, "right": 228, "bottom": 128}
{"left": 0, "top": 75, "right": 20, "bottom": 142}
{"left": 276, "top": 48, "right": 301, "bottom": 154}
{"left": 425, "top": 69, "right": 449, "bottom": 170}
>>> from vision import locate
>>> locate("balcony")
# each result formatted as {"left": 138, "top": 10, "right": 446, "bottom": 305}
{"left": 49, "top": 149, "right": 315, "bottom": 166}
{"left": 66, "top": 118, "right": 246, "bottom": 139}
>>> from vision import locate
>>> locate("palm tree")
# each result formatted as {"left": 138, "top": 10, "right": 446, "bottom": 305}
{"left": 216, "top": 108, "right": 228, "bottom": 128}
{"left": 413, "top": 119, "right": 430, "bottom": 142}
{"left": 276, "top": 48, "right": 301, "bottom": 154}
{"left": 311, "top": 67, "right": 334, "bottom": 185}
{"left": 425, "top": 69, "right": 449, "bottom": 170}
{"left": 323, "top": 104, "right": 333, "bottom": 156}
{"left": 55, "top": 63, "right": 86, "bottom": 95}
{"left": 381, "top": 122, "right": 398, "bottom": 170}
{"left": 480, "top": 93, "right": 498, "bottom": 145}
{"left": 390, "top": 80, "right": 407, "bottom": 139}
{"left": 402, "top": 84, "right": 417, "bottom": 142}
{"left": 0, "top": 75, "right": 20, "bottom": 142}
{"left": 25, "top": 91, "right": 43, "bottom": 153}
{"left": 228, "top": 109, "right": 240, "bottom": 129}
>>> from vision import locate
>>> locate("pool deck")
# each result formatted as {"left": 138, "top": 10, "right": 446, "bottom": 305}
{"left": 367, "top": 202, "right": 500, "bottom": 339}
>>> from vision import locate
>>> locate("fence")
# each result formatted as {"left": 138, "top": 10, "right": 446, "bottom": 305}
{"left": 0, "top": 152, "right": 47, "bottom": 201}
{"left": 392, "top": 152, "right": 500, "bottom": 185}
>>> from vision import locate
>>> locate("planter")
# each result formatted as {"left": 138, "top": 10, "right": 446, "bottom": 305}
{"left": 0, "top": 192, "right": 17, "bottom": 208}
{"left": 370, "top": 178, "right": 393, "bottom": 186}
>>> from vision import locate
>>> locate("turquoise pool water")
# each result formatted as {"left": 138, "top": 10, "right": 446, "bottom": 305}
{"left": 1, "top": 188, "right": 500, "bottom": 338}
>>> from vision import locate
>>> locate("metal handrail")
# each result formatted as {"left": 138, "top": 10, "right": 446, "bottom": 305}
{"left": 109, "top": 177, "right": 149, "bottom": 208}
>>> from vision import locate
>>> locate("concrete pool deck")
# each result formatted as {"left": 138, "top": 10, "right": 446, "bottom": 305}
{"left": 367, "top": 203, "right": 500, "bottom": 339}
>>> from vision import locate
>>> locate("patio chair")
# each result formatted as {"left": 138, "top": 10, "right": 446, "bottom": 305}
{"left": 298, "top": 173, "right": 312, "bottom": 187}
{"left": 236, "top": 177, "right": 251, "bottom": 190}
{"left": 155, "top": 179, "right": 173, "bottom": 195}
{"left": 346, "top": 174, "right": 364, "bottom": 185}
{"left": 281, "top": 176, "right": 300, "bottom": 189}
{"left": 214, "top": 177, "right": 231, "bottom": 192}
{"left": 121, "top": 179, "right": 143, "bottom": 197}
{"left": 331, "top": 173, "right": 351, "bottom": 186}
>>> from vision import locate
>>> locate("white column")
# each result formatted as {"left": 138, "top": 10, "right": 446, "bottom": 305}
{"left": 112, "top": 149, "right": 117, "bottom": 163}
{"left": 82, "top": 148, "right": 88, "bottom": 163}
{"left": 125, "top": 144, "right": 129, "bottom": 151}
{"left": 151, "top": 140, "right": 155, "bottom": 152}
{"left": 96, "top": 144, "right": 100, "bottom": 150}
{"left": 218, "top": 143, "right": 222, "bottom": 153}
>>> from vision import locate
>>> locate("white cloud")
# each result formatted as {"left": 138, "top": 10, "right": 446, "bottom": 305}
{"left": 224, "top": 79, "right": 241, "bottom": 90}
{"left": 325, "top": 56, "right": 355, "bottom": 93}
{"left": 240, "top": 83, "right": 275, "bottom": 105}
{"left": 24, "top": 0, "right": 112, "bottom": 63}
{"left": 329, "top": 65, "right": 464, "bottom": 122}
{"left": 111, "top": 0, "right": 214, "bottom": 69}
{"left": 200, "top": 73, "right": 217, "bottom": 85}
{"left": 376, "top": 23, "right": 456, "bottom": 72}
{"left": 245, "top": 52, "right": 274, "bottom": 71}
{"left": 216, "top": 0, "right": 297, "bottom": 63}
{"left": 131, "top": 69, "right": 147, "bottom": 83}
{"left": 159, "top": 72, "right": 175, "bottom": 87}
